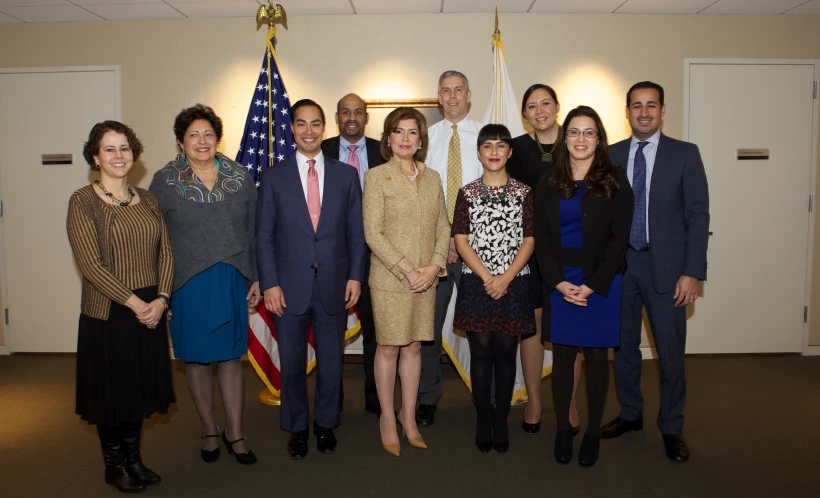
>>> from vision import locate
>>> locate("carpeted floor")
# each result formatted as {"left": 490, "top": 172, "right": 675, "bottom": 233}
{"left": 1, "top": 354, "right": 819, "bottom": 497}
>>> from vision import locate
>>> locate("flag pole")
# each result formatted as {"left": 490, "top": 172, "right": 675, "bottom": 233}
{"left": 254, "top": 1, "right": 288, "bottom": 407}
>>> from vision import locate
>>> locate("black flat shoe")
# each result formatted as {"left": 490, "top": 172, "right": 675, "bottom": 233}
{"left": 287, "top": 429, "right": 309, "bottom": 460}
{"left": 600, "top": 416, "right": 643, "bottom": 439}
{"left": 416, "top": 404, "right": 437, "bottom": 427}
{"left": 475, "top": 439, "right": 493, "bottom": 453}
{"left": 200, "top": 426, "right": 221, "bottom": 463}
{"left": 663, "top": 434, "right": 690, "bottom": 462}
{"left": 554, "top": 429, "right": 573, "bottom": 464}
{"left": 493, "top": 442, "right": 509, "bottom": 454}
{"left": 313, "top": 422, "right": 338, "bottom": 453}
{"left": 221, "top": 430, "right": 258, "bottom": 465}
{"left": 578, "top": 434, "right": 601, "bottom": 467}
{"left": 522, "top": 420, "right": 541, "bottom": 434}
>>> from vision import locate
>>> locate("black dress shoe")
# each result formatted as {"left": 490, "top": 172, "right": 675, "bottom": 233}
{"left": 415, "top": 404, "right": 437, "bottom": 427}
{"left": 663, "top": 434, "right": 690, "bottom": 462}
{"left": 287, "top": 429, "right": 309, "bottom": 460}
{"left": 475, "top": 439, "right": 493, "bottom": 453}
{"left": 221, "top": 430, "right": 258, "bottom": 465}
{"left": 600, "top": 416, "right": 643, "bottom": 439}
{"left": 313, "top": 423, "right": 337, "bottom": 453}
{"left": 578, "top": 434, "right": 601, "bottom": 467}
{"left": 493, "top": 442, "right": 509, "bottom": 454}
{"left": 554, "top": 429, "right": 573, "bottom": 464}
{"left": 521, "top": 420, "right": 540, "bottom": 434}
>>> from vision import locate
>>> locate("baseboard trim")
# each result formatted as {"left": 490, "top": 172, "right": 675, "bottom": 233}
{"left": 640, "top": 347, "right": 657, "bottom": 360}
{"left": 805, "top": 346, "right": 820, "bottom": 356}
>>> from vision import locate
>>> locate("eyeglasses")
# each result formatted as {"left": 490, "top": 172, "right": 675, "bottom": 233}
{"left": 566, "top": 129, "right": 599, "bottom": 138}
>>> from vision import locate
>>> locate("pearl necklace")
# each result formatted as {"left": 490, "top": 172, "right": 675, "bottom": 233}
{"left": 403, "top": 162, "right": 419, "bottom": 182}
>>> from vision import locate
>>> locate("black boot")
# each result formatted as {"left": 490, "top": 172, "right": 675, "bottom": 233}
{"left": 122, "top": 421, "right": 161, "bottom": 485}
{"left": 578, "top": 433, "right": 601, "bottom": 467}
{"left": 554, "top": 429, "right": 573, "bottom": 464}
{"left": 97, "top": 424, "right": 146, "bottom": 494}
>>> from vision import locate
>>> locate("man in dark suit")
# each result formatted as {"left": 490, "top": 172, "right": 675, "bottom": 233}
{"left": 321, "top": 93, "right": 384, "bottom": 416}
{"left": 601, "top": 81, "right": 709, "bottom": 462}
{"left": 256, "top": 99, "right": 367, "bottom": 460}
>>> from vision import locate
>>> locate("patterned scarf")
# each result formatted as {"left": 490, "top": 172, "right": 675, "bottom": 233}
{"left": 161, "top": 152, "right": 246, "bottom": 203}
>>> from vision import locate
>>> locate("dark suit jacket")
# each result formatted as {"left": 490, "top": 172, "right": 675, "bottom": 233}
{"left": 321, "top": 136, "right": 384, "bottom": 168}
{"left": 534, "top": 165, "right": 634, "bottom": 297}
{"left": 610, "top": 133, "right": 710, "bottom": 294}
{"left": 255, "top": 155, "right": 367, "bottom": 316}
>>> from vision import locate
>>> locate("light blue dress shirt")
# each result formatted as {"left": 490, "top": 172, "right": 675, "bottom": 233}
{"left": 339, "top": 136, "right": 368, "bottom": 191}
{"left": 626, "top": 130, "right": 660, "bottom": 242}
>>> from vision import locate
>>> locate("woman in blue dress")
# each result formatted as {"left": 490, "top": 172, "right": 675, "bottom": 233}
{"left": 150, "top": 104, "right": 260, "bottom": 465}
{"left": 534, "top": 106, "right": 633, "bottom": 467}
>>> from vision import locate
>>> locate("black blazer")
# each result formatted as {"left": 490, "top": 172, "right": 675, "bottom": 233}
{"left": 321, "top": 135, "right": 384, "bottom": 168}
{"left": 534, "top": 165, "right": 634, "bottom": 298}
{"left": 609, "top": 134, "right": 709, "bottom": 294}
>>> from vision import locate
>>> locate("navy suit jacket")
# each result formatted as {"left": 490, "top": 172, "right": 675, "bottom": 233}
{"left": 610, "top": 133, "right": 710, "bottom": 294}
{"left": 255, "top": 155, "right": 367, "bottom": 316}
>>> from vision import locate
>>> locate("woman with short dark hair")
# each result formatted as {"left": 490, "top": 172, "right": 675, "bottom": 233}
{"left": 363, "top": 107, "right": 449, "bottom": 456}
{"left": 150, "top": 104, "right": 260, "bottom": 465}
{"left": 68, "top": 120, "right": 175, "bottom": 493}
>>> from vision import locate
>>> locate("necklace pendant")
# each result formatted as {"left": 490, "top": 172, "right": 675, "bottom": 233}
{"left": 542, "top": 152, "right": 552, "bottom": 162}
{"left": 119, "top": 201, "right": 128, "bottom": 207}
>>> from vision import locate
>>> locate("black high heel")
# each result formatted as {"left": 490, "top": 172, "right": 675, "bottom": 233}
{"left": 221, "top": 429, "right": 258, "bottom": 465}
{"left": 201, "top": 425, "right": 220, "bottom": 463}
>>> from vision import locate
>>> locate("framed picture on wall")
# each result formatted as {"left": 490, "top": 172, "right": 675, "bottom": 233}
{"left": 364, "top": 98, "right": 443, "bottom": 141}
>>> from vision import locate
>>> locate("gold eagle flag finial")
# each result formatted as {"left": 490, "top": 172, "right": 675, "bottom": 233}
{"left": 256, "top": 2, "right": 287, "bottom": 33}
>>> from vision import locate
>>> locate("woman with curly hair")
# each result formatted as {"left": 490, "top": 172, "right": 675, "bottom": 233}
{"left": 534, "top": 106, "right": 633, "bottom": 467}
{"left": 68, "top": 121, "right": 175, "bottom": 493}
{"left": 149, "top": 104, "right": 260, "bottom": 465}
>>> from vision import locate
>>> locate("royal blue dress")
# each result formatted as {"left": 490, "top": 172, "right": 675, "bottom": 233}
{"left": 549, "top": 182, "right": 622, "bottom": 348}
{"left": 170, "top": 263, "right": 249, "bottom": 362}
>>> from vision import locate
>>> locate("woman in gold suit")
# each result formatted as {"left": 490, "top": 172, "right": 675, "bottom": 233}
{"left": 362, "top": 107, "right": 450, "bottom": 456}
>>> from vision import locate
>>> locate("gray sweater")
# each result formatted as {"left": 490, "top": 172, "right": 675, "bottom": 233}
{"left": 149, "top": 155, "right": 258, "bottom": 292}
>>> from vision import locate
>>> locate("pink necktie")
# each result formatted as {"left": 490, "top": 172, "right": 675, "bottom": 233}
{"left": 347, "top": 144, "right": 361, "bottom": 181}
{"left": 307, "top": 159, "right": 321, "bottom": 231}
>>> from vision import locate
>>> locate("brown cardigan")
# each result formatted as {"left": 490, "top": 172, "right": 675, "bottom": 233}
{"left": 66, "top": 185, "right": 174, "bottom": 320}
{"left": 362, "top": 159, "right": 450, "bottom": 293}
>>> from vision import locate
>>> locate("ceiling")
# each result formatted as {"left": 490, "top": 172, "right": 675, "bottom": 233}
{"left": 0, "top": 0, "right": 818, "bottom": 24}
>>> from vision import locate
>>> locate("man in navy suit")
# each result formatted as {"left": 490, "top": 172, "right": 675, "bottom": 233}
{"left": 321, "top": 93, "right": 384, "bottom": 416}
{"left": 601, "top": 82, "right": 709, "bottom": 462}
{"left": 256, "top": 99, "right": 367, "bottom": 460}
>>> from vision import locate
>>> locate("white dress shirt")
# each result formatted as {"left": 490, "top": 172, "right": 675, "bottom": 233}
{"left": 626, "top": 129, "right": 660, "bottom": 242}
{"left": 296, "top": 150, "right": 325, "bottom": 203}
{"left": 425, "top": 116, "right": 484, "bottom": 209}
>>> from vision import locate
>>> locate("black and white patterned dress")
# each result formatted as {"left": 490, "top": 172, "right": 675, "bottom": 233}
{"left": 451, "top": 177, "right": 536, "bottom": 336}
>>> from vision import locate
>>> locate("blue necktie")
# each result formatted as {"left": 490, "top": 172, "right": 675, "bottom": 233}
{"left": 630, "top": 141, "right": 649, "bottom": 251}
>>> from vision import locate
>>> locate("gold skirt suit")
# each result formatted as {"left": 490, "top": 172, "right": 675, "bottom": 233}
{"left": 362, "top": 158, "right": 450, "bottom": 346}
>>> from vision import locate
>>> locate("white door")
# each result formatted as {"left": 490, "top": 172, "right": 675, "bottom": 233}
{"left": 686, "top": 62, "right": 816, "bottom": 353}
{"left": 0, "top": 68, "right": 119, "bottom": 352}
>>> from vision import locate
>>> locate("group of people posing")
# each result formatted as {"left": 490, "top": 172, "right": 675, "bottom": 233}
{"left": 67, "top": 69, "right": 709, "bottom": 494}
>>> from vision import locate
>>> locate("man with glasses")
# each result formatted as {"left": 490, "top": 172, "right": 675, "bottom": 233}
{"left": 601, "top": 81, "right": 710, "bottom": 462}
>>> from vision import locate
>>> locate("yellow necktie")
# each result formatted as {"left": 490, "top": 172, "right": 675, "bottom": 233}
{"left": 446, "top": 124, "right": 461, "bottom": 223}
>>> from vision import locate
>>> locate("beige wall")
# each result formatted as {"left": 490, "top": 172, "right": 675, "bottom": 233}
{"left": 2, "top": 13, "right": 820, "bottom": 347}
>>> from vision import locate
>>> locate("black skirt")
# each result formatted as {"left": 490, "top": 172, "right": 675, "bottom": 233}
{"left": 75, "top": 286, "right": 176, "bottom": 426}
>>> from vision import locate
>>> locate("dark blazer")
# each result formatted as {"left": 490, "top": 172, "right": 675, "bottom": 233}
{"left": 534, "top": 165, "right": 634, "bottom": 297}
{"left": 255, "top": 155, "right": 367, "bottom": 316}
{"left": 321, "top": 136, "right": 384, "bottom": 168}
{"left": 609, "top": 133, "right": 710, "bottom": 294}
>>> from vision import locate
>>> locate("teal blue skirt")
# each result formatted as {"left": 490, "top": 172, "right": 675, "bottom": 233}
{"left": 170, "top": 263, "right": 249, "bottom": 363}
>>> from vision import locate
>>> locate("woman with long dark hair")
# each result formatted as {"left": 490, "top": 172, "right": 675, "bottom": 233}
{"left": 535, "top": 106, "right": 633, "bottom": 466}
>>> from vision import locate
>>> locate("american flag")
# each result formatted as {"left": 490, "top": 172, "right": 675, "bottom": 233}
{"left": 235, "top": 36, "right": 295, "bottom": 184}
{"left": 241, "top": 35, "right": 361, "bottom": 399}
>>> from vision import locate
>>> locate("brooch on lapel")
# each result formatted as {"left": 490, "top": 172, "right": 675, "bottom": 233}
{"left": 384, "top": 177, "right": 392, "bottom": 181}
